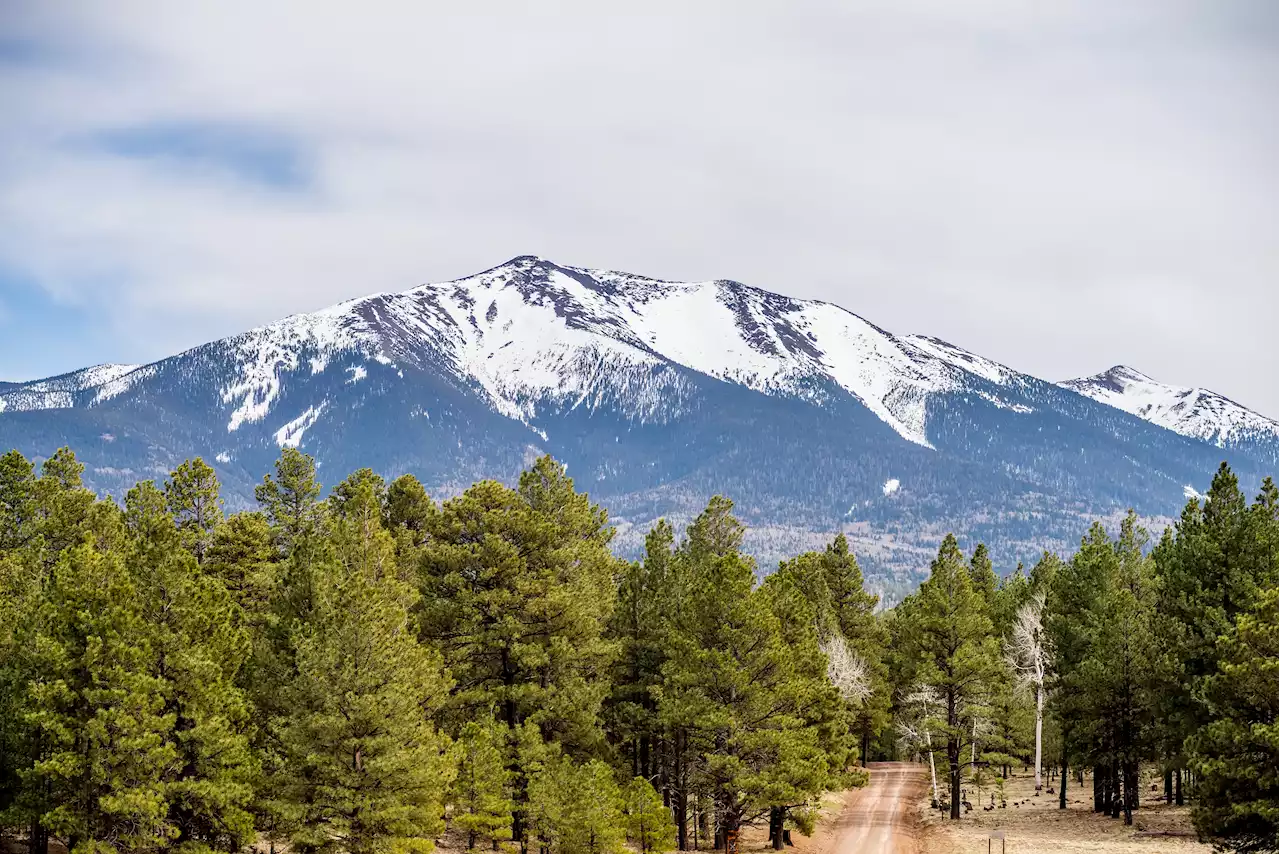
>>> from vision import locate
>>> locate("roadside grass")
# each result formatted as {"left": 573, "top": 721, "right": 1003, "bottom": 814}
{"left": 918, "top": 768, "right": 1209, "bottom": 853}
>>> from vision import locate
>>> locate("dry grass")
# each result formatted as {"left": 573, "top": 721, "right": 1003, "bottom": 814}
{"left": 918, "top": 769, "right": 1210, "bottom": 854}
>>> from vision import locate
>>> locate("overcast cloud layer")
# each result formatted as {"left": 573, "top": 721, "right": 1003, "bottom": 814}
{"left": 0, "top": 1, "right": 1275, "bottom": 416}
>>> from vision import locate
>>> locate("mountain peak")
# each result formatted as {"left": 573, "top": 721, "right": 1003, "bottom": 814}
{"left": 1060, "top": 366, "right": 1276, "bottom": 450}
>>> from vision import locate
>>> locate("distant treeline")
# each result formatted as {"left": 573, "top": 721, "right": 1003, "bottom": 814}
{"left": 0, "top": 449, "right": 1274, "bottom": 854}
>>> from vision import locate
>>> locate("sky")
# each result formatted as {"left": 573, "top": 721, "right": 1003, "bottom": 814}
{"left": 0, "top": 2, "right": 1276, "bottom": 417}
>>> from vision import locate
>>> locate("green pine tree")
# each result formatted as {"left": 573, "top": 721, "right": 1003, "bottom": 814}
{"left": 904, "top": 534, "right": 1003, "bottom": 819}
{"left": 280, "top": 557, "right": 454, "bottom": 854}
{"left": 124, "top": 476, "right": 258, "bottom": 852}
{"left": 1186, "top": 584, "right": 1278, "bottom": 852}
{"left": 449, "top": 719, "right": 513, "bottom": 850}
{"left": 417, "top": 457, "right": 619, "bottom": 849}
{"left": 26, "top": 545, "right": 178, "bottom": 853}
{"left": 164, "top": 458, "right": 224, "bottom": 565}
{"left": 620, "top": 777, "right": 674, "bottom": 854}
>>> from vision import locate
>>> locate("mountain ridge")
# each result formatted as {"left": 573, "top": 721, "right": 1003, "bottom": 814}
{"left": 1, "top": 256, "right": 1274, "bottom": 594}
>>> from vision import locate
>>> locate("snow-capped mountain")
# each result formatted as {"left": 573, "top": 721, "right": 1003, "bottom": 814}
{"left": 1, "top": 257, "right": 1273, "bottom": 594}
{"left": 1061, "top": 366, "right": 1277, "bottom": 456}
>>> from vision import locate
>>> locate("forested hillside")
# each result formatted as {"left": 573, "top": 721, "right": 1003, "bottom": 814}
{"left": 0, "top": 448, "right": 1274, "bottom": 854}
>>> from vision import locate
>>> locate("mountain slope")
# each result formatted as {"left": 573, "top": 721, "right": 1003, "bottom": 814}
{"left": 1, "top": 256, "right": 1273, "bottom": 594}
{"left": 1061, "top": 365, "right": 1277, "bottom": 462}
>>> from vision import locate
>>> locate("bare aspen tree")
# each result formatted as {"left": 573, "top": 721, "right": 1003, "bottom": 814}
{"left": 1006, "top": 591, "right": 1050, "bottom": 791}
{"left": 819, "top": 632, "right": 872, "bottom": 704}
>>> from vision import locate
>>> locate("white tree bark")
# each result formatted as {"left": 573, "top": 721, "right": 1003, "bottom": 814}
{"left": 898, "top": 686, "right": 943, "bottom": 803}
{"left": 1006, "top": 592, "right": 1051, "bottom": 792}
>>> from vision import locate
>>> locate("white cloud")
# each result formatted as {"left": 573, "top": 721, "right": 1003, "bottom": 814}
{"left": 0, "top": 1, "right": 1274, "bottom": 415}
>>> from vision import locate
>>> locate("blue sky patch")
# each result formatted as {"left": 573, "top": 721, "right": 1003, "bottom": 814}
{"left": 83, "top": 121, "right": 311, "bottom": 190}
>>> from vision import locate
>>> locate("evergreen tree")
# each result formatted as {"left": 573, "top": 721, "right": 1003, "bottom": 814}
{"left": 968, "top": 543, "right": 998, "bottom": 606}
{"left": 25, "top": 545, "right": 178, "bottom": 853}
{"left": 280, "top": 555, "right": 454, "bottom": 854}
{"left": 124, "top": 476, "right": 258, "bottom": 852}
{"left": 606, "top": 521, "right": 672, "bottom": 779}
{"left": 205, "top": 512, "right": 276, "bottom": 614}
{"left": 620, "top": 777, "right": 674, "bottom": 854}
{"left": 449, "top": 718, "right": 512, "bottom": 850}
{"left": 527, "top": 757, "right": 624, "bottom": 854}
{"left": 1076, "top": 512, "right": 1157, "bottom": 824}
{"left": 254, "top": 448, "right": 325, "bottom": 562}
{"left": 1186, "top": 584, "right": 1278, "bottom": 852}
{"left": 0, "top": 449, "right": 37, "bottom": 551}
{"left": 164, "top": 458, "right": 224, "bottom": 565}
{"left": 417, "top": 457, "right": 619, "bottom": 850}
{"left": 903, "top": 534, "right": 1002, "bottom": 819}
{"left": 1046, "top": 523, "right": 1115, "bottom": 810}
{"left": 1152, "top": 468, "right": 1279, "bottom": 819}
{"left": 660, "top": 498, "right": 839, "bottom": 847}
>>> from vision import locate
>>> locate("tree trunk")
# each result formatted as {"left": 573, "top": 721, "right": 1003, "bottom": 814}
{"left": 1093, "top": 765, "right": 1103, "bottom": 812}
{"left": 971, "top": 717, "right": 978, "bottom": 772}
{"left": 674, "top": 729, "right": 688, "bottom": 851}
{"left": 949, "top": 739, "right": 962, "bottom": 820}
{"left": 924, "top": 729, "right": 940, "bottom": 805}
{"left": 28, "top": 819, "right": 48, "bottom": 854}
{"left": 1124, "top": 758, "right": 1138, "bottom": 824}
{"left": 1033, "top": 686, "right": 1044, "bottom": 791}
{"left": 1164, "top": 768, "right": 1173, "bottom": 803}
{"left": 1175, "top": 768, "right": 1184, "bottom": 806}
{"left": 1058, "top": 748, "right": 1067, "bottom": 810}
{"left": 769, "top": 807, "right": 784, "bottom": 850}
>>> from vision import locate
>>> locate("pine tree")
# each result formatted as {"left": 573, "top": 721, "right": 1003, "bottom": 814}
{"left": 606, "top": 521, "right": 672, "bottom": 779}
{"left": 254, "top": 448, "right": 325, "bottom": 562}
{"left": 1152, "top": 467, "right": 1278, "bottom": 821}
{"left": 968, "top": 543, "right": 998, "bottom": 606}
{"left": 1186, "top": 584, "right": 1278, "bottom": 852}
{"left": 527, "top": 757, "right": 624, "bottom": 854}
{"left": 0, "top": 449, "right": 37, "bottom": 552}
{"left": 659, "top": 498, "right": 839, "bottom": 847}
{"left": 164, "top": 458, "right": 224, "bottom": 565}
{"left": 620, "top": 777, "right": 674, "bottom": 854}
{"left": 205, "top": 512, "right": 277, "bottom": 614}
{"left": 124, "top": 476, "right": 258, "bottom": 852}
{"left": 417, "top": 457, "right": 619, "bottom": 849}
{"left": 449, "top": 718, "right": 513, "bottom": 850}
{"left": 32, "top": 449, "right": 96, "bottom": 570}
{"left": 905, "top": 534, "right": 1003, "bottom": 819}
{"left": 25, "top": 545, "right": 178, "bottom": 853}
{"left": 280, "top": 556, "right": 454, "bottom": 854}
{"left": 1046, "top": 524, "right": 1115, "bottom": 810}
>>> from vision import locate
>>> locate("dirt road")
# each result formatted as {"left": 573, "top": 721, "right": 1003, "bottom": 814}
{"left": 827, "top": 762, "right": 928, "bottom": 854}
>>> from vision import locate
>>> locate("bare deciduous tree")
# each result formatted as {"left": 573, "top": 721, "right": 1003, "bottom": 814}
{"left": 897, "top": 685, "right": 943, "bottom": 804}
{"left": 1006, "top": 592, "right": 1051, "bottom": 791}
{"left": 819, "top": 632, "right": 872, "bottom": 705}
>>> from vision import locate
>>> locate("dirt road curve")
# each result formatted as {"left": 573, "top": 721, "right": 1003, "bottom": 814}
{"left": 829, "top": 763, "right": 928, "bottom": 854}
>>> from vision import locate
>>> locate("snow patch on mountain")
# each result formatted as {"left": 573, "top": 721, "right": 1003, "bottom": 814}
{"left": 1061, "top": 366, "right": 1277, "bottom": 450}
{"left": 274, "top": 402, "right": 328, "bottom": 448}
{"left": 883, "top": 478, "right": 901, "bottom": 496}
